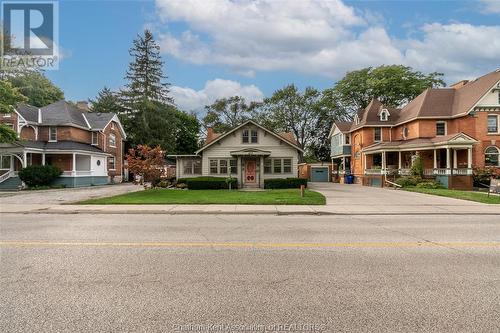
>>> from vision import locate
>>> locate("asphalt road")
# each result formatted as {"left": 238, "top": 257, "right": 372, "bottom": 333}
{"left": 0, "top": 213, "right": 499, "bottom": 332}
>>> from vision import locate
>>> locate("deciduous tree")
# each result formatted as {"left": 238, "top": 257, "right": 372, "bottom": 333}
{"left": 203, "top": 96, "right": 258, "bottom": 133}
{"left": 0, "top": 80, "right": 27, "bottom": 142}
{"left": 126, "top": 145, "right": 165, "bottom": 185}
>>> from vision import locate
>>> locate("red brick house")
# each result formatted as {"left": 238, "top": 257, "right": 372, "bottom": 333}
{"left": 0, "top": 100, "right": 127, "bottom": 189}
{"left": 329, "top": 69, "right": 500, "bottom": 190}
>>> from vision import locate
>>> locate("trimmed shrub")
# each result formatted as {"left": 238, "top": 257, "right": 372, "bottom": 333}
{"left": 184, "top": 177, "right": 238, "bottom": 190}
{"left": 395, "top": 176, "right": 422, "bottom": 188}
{"left": 415, "top": 181, "right": 445, "bottom": 189}
{"left": 264, "top": 178, "right": 307, "bottom": 189}
{"left": 18, "top": 165, "right": 62, "bottom": 187}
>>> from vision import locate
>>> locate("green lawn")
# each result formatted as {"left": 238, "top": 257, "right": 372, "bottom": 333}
{"left": 79, "top": 189, "right": 326, "bottom": 205}
{"left": 404, "top": 187, "right": 500, "bottom": 204}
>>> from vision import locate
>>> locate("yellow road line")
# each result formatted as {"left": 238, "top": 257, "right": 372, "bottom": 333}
{"left": 0, "top": 240, "right": 499, "bottom": 248}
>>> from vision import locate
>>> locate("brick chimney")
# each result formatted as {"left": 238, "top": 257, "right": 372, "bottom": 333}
{"left": 76, "top": 101, "right": 90, "bottom": 111}
{"left": 206, "top": 127, "right": 214, "bottom": 143}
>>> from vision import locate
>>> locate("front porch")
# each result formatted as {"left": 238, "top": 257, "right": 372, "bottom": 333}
{"left": 0, "top": 149, "right": 110, "bottom": 189}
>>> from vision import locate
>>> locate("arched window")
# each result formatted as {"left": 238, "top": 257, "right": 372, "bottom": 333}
{"left": 380, "top": 109, "right": 390, "bottom": 121}
{"left": 354, "top": 114, "right": 360, "bottom": 125}
{"left": 485, "top": 146, "right": 500, "bottom": 167}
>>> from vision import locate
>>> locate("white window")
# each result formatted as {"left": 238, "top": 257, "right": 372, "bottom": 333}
{"left": 487, "top": 115, "right": 498, "bottom": 133}
{"left": 210, "top": 160, "right": 218, "bottom": 174}
{"left": 380, "top": 109, "right": 389, "bottom": 121}
{"left": 265, "top": 158, "right": 293, "bottom": 174}
{"left": 108, "top": 157, "right": 116, "bottom": 170}
{"left": 374, "top": 128, "right": 382, "bottom": 142}
{"left": 402, "top": 127, "right": 409, "bottom": 140}
{"left": 242, "top": 129, "right": 249, "bottom": 143}
{"left": 436, "top": 121, "right": 446, "bottom": 136}
{"left": 251, "top": 130, "right": 258, "bottom": 143}
{"left": 183, "top": 159, "right": 201, "bottom": 175}
{"left": 91, "top": 132, "right": 99, "bottom": 145}
{"left": 2, "top": 113, "right": 11, "bottom": 118}
{"left": 283, "top": 159, "right": 292, "bottom": 173}
{"left": 264, "top": 158, "right": 272, "bottom": 174}
{"left": 108, "top": 133, "right": 116, "bottom": 147}
{"left": 49, "top": 127, "right": 57, "bottom": 141}
{"left": 209, "top": 159, "right": 237, "bottom": 174}
{"left": 354, "top": 114, "right": 360, "bottom": 125}
{"left": 485, "top": 146, "right": 499, "bottom": 167}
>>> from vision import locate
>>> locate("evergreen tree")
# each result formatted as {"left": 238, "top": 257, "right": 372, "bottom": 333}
{"left": 122, "top": 29, "right": 172, "bottom": 110}
{"left": 90, "top": 87, "right": 123, "bottom": 114}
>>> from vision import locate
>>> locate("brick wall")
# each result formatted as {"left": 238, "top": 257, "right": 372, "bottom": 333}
{"left": 102, "top": 121, "right": 124, "bottom": 179}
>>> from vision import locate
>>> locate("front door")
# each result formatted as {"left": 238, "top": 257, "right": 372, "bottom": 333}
{"left": 245, "top": 160, "right": 256, "bottom": 184}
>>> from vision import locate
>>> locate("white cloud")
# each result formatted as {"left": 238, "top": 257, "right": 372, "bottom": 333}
{"left": 479, "top": 0, "right": 500, "bottom": 14}
{"left": 170, "top": 79, "right": 264, "bottom": 112}
{"left": 155, "top": 0, "right": 500, "bottom": 82}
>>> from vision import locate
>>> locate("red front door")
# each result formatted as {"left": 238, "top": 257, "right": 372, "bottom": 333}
{"left": 245, "top": 160, "right": 256, "bottom": 183}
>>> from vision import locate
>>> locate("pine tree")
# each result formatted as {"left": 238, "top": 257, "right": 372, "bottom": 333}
{"left": 122, "top": 29, "right": 172, "bottom": 110}
{"left": 90, "top": 87, "right": 123, "bottom": 114}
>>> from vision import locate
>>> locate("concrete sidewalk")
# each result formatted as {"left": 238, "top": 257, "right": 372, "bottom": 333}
{"left": 1, "top": 202, "right": 499, "bottom": 215}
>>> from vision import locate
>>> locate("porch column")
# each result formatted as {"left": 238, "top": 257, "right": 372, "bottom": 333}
{"left": 72, "top": 153, "right": 76, "bottom": 176}
{"left": 453, "top": 149, "right": 458, "bottom": 169}
{"left": 22, "top": 152, "right": 27, "bottom": 168}
{"left": 446, "top": 148, "right": 451, "bottom": 168}
{"left": 382, "top": 151, "right": 386, "bottom": 175}
{"left": 467, "top": 148, "right": 472, "bottom": 170}
{"left": 433, "top": 149, "right": 437, "bottom": 169}
{"left": 363, "top": 153, "right": 367, "bottom": 175}
{"left": 342, "top": 156, "right": 346, "bottom": 172}
{"left": 398, "top": 151, "right": 402, "bottom": 170}
{"left": 259, "top": 156, "right": 264, "bottom": 188}
{"left": 42, "top": 153, "right": 46, "bottom": 166}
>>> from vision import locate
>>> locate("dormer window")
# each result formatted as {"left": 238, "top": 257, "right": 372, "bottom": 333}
{"left": 354, "top": 114, "right": 360, "bottom": 125}
{"left": 49, "top": 127, "right": 57, "bottom": 142}
{"left": 380, "top": 109, "right": 389, "bottom": 121}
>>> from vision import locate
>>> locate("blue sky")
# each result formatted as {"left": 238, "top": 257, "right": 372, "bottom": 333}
{"left": 47, "top": 0, "right": 500, "bottom": 113}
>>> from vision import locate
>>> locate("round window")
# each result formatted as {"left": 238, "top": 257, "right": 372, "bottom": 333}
{"left": 97, "top": 160, "right": 101, "bottom": 166}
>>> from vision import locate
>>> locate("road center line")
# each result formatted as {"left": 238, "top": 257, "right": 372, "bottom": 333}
{"left": 0, "top": 240, "right": 499, "bottom": 249}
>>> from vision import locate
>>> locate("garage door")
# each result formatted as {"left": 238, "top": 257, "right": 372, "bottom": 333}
{"left": 310, "top": 167, "right": 329, "bottom": 182}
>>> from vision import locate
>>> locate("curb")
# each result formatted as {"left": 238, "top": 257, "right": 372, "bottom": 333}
{"left": 3, "top": 210, "right": 499, "bottom": 216}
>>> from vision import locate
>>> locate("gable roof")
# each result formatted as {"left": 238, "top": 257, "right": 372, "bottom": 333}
{"left": 14, "top": 100, "right": 127, "bottom": 138}
{"left": 195, "top": 120, "right": 303, "bottom": 154}
{"left": 350, "top": 99, "right": 400, "bottom": 130}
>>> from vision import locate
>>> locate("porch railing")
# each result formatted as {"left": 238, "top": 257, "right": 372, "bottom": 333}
{"left": 75, "top": 170, "right": 92, "bottom": 176}
{"left": 364, "top": 169, "right": 384, "bottom": 175}
{"left": 452, "top": 168, "right": 473, "bottom": 176}
{"left": 399, "top": 169, "right": 411, "bottom": 176}
{"left": 0, "top": 170, "right": 14, "bottom": 183}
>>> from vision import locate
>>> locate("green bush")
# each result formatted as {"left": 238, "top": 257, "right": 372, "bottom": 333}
{"left": 395, "top": 176, "right": 422, "bottom": 187}
{"left": 18, "top": 165, "right": 62, "bottom": 187}
{"left": 473, "top": 168, "right": 493, "bottom": 187}
{"left": 415, "top": 181, "right": 444, "bottom": 189}
{"left": 264, "top": 178, "right": 308, "bottom": 189}
{"left": 184, "top": 177, "right": 238, "bottom": 190}
{"left": 410, "top": 155, "right": 424, "bottom": 177}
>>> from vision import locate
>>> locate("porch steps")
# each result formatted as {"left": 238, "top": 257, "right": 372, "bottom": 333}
{"left": 0, "top": 176, "right": 22, "bottom": 191}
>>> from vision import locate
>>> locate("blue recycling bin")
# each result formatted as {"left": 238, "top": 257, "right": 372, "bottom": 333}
{"left": 346, "top": 175, "right": 354, "bottom": 184}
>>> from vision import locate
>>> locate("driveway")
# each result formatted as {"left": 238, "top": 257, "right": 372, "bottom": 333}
{"left": 308, "top": 182, "right": 496, "bottom": 214}
{"left": 0, "top": 183, "right": 142, "bottom": 205}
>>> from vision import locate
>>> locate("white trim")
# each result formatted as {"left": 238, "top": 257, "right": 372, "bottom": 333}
{"left": 102, "top": 114, "right": 127, "bottom": 139}
{"left": 108, "top": 133, "right": 116, "bottom": 148}
{"left": 48, "top": 126, "right": 57, "bottom": 142}
{"left": 195, "top": 120, "right": 303, "bottom": 154}
{"left": 487, "top": 114, "right": 500, "bottom": 134}
{"left": 467, "top": 79, "right": 500, "bottom": 114}
{"left": 436, "top": 121, "right": 447, "bottom": 136}
{"left": 81, "top": 113, "right": 91, "bottom": 129}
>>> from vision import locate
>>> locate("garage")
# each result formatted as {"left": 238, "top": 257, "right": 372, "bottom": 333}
{"left": 310, "top": 167, "right": 329, "bottom": 182}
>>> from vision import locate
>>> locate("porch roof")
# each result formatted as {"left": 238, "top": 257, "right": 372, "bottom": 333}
{"left": 0, "top": 141, "right": 109, "bottom": 155}
{"left": 362, "top": 133, "right": 478, "bottom": 153}
{"left": 230, "top": 148, "right": 271, "bottom": 156}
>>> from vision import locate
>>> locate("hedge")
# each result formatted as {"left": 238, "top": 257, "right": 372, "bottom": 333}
{"left": 180, "top": 176, "right": 238, "bottom": 190}
{"left": 264, "top": 178, "right": 307, "bottom": 189}
{"left": 18, "top": 165, "right": 62, "bottom": 187}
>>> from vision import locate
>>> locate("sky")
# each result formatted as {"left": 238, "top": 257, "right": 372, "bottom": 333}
{"left": 46, "top": 0, "right": 500, "bottom": 113}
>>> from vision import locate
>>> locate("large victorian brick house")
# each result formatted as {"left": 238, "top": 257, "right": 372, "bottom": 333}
{"left": 329, "top": 69, "right": 500, "bottom": 190}
{"left": 0, "top": 100, "right": 126, "bottom": 189}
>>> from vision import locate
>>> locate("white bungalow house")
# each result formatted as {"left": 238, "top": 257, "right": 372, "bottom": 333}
{"left": 169, "top": 120, "right": 303, "bottom": 188}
